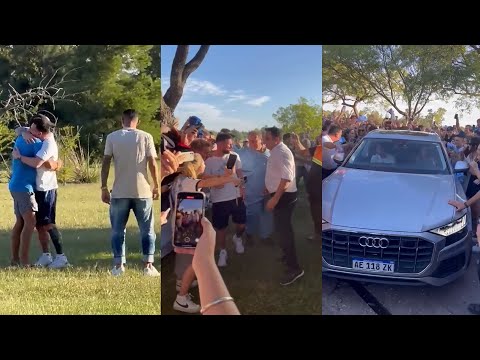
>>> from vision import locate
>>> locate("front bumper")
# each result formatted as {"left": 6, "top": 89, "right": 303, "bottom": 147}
{"left": 322, "top": 224, "right": 472, "bottom": 287}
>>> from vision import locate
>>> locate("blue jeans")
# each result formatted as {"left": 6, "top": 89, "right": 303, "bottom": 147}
{"left": 110, "top": 198, "right": 156, "bottom": 266}
{"left": 246, "top": 199, "right": 273, "bottom": 240}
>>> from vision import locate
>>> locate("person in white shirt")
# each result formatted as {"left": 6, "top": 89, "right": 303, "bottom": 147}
{"left": 13, "top": 114, "right": 69, "bottom": 268}
{"left": 101, "top": 109, "right": 160, "bottom": 277}
{"left": 203, "top": 132, "right": 246, "bottom": 267}
{"left": 264, "top": 127, "right": 304, "bottom": 286}
{"left": 322, "top": 124, "right": 343, "bottom": 180}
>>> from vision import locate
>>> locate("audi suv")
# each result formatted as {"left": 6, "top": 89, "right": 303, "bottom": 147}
{"left": 322, "top": 130, "right": 472, "bottom": 286}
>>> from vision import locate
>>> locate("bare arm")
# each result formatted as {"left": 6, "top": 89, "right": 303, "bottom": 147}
{"left": 19, "top": 155, "right": 45, "bottom": 169}
{"left": 101, "top": 155, "right": 112, "bottom": 189}
{"left": 147, "top": 156, "right": 160, "bottom": 190}
{"left": 15, "top": 127, "right": 29, "bottom": 137}
{"left": 271, "top": 178, "right": 290, "bottom": 204}
{"left": 192, "top": 218, "right": 240, "bottom": 315}
{"left": 198, "top": 175, "right": 240, "bottom": 189}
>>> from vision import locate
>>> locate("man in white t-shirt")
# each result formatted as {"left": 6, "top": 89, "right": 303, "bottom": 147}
{"left": 101, "top": 109, "right": 160, "bottom": 277}
{"left": 204, "top": 132, "right": 246, "bottom": 267}
{"left": 322, "top": 124, "right": 343, "bottom": 180}
{"left": 13, "top": 114, "right": 69, "bottom": 269}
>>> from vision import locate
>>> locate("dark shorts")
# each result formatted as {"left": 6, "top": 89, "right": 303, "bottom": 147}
{"left": 35, "top": 189, "right": 57, "bottom": 226}
{"left": 10, "top": 191, "right": 38, "bottom": 217}
{"left": 211, "top": 198, "right": 246, "bottom": 230}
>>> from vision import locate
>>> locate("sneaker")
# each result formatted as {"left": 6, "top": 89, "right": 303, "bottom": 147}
{"left": 144, "top": 265, "right": 160, "bottom": 277}
{"left": 35, "top": 253, "right": 53, "bottom": 268}
{"left": 280, "top": 269, "right": 305, "bottom": 286}
{"left": 48, "top": 254, "right": 69, "bottom": 269}
{"left": 111, "top": 265, "right": 125, "bottom": 276}
{"left": 233, "top": 234, "right": 245, "bottom": 254}
{"left": 176, "top": 279, "right": 198, "bottom": 292}
{"left": 173, "top": 293, "right": 200, "bottom": 314}
{"left": 218, "top": 249, "right": 228, "bottom": 267}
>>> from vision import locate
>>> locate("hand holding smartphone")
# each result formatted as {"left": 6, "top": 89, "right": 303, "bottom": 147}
{"left": 176, "top": 151, "right": 195, "bottom": 164}
{"left": 172, "top": 192, "right": 206, "bottom": 249}
{"left": 226, "top": 153, "right": 237, "bottom": 170}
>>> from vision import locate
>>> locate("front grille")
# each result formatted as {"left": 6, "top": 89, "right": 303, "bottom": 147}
{"left": 322, "top": 230, "right": 434, "bottom": 274}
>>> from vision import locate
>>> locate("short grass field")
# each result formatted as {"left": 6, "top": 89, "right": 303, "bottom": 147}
{"left": 161, "top": 184, "right": 322, "bottom": 315}
{"left": 0, "top": 183, "right": 161, "bottom": 315}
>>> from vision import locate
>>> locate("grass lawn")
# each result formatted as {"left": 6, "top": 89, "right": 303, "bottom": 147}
{"left": 161, "top": 184, "right": 321, "bottom": 315}
{"left": 0, "top": 183, "right": 161, "bottom": 315}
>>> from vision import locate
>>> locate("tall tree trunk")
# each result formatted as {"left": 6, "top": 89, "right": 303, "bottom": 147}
{"left": 162, "top": 45, "right": 210, "bottom": 120}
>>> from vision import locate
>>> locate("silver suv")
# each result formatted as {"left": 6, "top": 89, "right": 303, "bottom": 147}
{"left": 322, "top": 130, "right": 472, "bottom": 286}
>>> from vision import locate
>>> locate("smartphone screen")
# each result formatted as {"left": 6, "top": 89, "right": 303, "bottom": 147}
{"left": 173, "top": 192, "right": 205, "bottom": 248}
{"left": 226, "top": 153, "right": 237, "bottom": 169}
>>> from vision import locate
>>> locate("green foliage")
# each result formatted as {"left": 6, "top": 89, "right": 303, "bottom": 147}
{"left": 273, "top": 98, "right": 322, "bottom": 138}
{"left": 0, "top": 124, "right": 14, "bottom": 182}
{"left": 416, "top": 107, "right": 447, "bottom": 128}
{"left": 56, "top": 126, "right": 100, "bottom": 184}
{"left": 0, "top": 45, "right": 160, "bottom": 177}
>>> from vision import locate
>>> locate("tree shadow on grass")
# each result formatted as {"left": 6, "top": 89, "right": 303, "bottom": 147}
{"left": 0, "top": 227, "right": 161, "bottom": 270}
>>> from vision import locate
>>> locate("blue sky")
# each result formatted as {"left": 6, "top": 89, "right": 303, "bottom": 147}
{"left": 178, "top": 199, "right": 203, "bottom": 213}
{"left": 161, "top": 45, "right": 322, "bottom": 131}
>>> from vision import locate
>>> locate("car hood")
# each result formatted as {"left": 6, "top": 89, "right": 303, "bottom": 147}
{"left": 322, "top": 168, "right": 462, "bottom": 233}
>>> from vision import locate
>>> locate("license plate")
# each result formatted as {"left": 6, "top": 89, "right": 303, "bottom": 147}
{"left": 352, "top": 258, "right": 394, "bottom": 273}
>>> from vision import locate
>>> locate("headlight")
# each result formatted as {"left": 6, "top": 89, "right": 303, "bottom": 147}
{"left": 429, "top": 215, "right": 466, "bottom": 237}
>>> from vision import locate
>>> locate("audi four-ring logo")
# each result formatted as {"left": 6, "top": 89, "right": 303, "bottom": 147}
{"left": 358, "top": 236, "right": 389, "bottom": 248}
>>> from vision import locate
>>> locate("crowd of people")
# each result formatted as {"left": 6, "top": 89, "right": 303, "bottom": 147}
{"left": 322, "top": 109, "right": 480, "bottom": 315}
{"left": 160, "top": 116, "right": 323, "bottom": 314}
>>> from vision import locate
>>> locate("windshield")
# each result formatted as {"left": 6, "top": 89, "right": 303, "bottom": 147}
{"left": 344, "top": 138, "right": 450, "bottom": 175}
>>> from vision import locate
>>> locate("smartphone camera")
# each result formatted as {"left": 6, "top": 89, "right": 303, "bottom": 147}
{"left": 173, "top": 192, "right": 205, "bottom": 248}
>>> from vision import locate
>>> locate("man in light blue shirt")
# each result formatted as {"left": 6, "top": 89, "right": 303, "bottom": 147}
{"left": 8, "top": 134, "right": 42, "bottom": 266}
{"left": 237, "top": 130, "right": 273, "bottom": 246}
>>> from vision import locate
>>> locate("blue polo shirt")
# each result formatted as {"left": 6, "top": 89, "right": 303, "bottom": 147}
{"left": 237, "top": 147, "right": 270, "bottom": 206}
{"left": 8, "top": 136, "right": 42, "bottom": 193}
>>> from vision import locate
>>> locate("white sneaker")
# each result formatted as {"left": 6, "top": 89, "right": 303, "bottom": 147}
{"left": 218, "top": 249, "right": 228, "bottom": 267}
{"left": 176, "top": 279, "right": 198, "bottom": 292}
{"left": 111, "top": 265, "right": 125, "bottom": 276}
{"left": 48, "top": 254, "right": 69, "bottom": 269}
{"left": 173, "top": 293, "right": 200, "bottom": 313}
{"left": 233, "top": 234, "right": 245, "bottom": 254}
{"left": 35, "top": 253, "right": 53, "bottom": 267}
{"left": 144, "top": 265, "right": 160, "bottom": 277}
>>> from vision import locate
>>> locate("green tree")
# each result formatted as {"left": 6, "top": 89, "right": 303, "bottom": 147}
{"left": 323, "top": 56, "right": 375, "bottom": 116}
{"left": 323, "top": 45, "right": 462, "bottom": 122}
{"left": 416, "top": 107, "right": 447, "bottom": 128}
{"left": 273, "top": 98, "right": 322, "bottom": 137}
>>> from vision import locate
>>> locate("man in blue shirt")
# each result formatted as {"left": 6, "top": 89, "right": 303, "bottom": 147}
{"left": 8, "top": 135, "right": 42, "bottom": 266}
{"left": 237, "top": 130, "right": 273, "bottom": 246}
